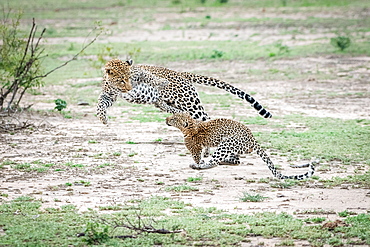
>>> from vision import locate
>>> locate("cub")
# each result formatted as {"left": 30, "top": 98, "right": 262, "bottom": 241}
{"left": 166, "top": 112, "right": 317, "bottom": 180}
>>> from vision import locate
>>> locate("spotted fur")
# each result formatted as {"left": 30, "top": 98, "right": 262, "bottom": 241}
{"left": 96, "top": 59, "right": 272, "bottom": 125}
{"left": 166, "top": 112, "right": 317, "bottom": 180}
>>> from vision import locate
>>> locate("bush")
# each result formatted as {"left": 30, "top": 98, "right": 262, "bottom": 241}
{"left": 0, "top": 9, "right": 100, "bottom": 112}
{"left": 0, "top": 11, "right": 45, "bottom": 111}
{"left": 54, "top": 99, "right": 67, "bottom": 111}
{"left": 330, "top": 36, "right": 351, "bottom": 51}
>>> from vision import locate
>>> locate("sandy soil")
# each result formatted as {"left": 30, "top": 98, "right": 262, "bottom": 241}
{"left": 1, "top": 6, "right": 370, "bottom": 246}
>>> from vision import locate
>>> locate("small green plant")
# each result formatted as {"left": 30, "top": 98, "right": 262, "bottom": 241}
{"left": 128, "top": 152, "right": 138, "bottom": 157}
{"left": 338, "top": 210, "right": 356, "bottom": 217}
{"left": 99, "top": 205, "right": 123, "bottom": 211}
{"left": 186, "top": 176, "right": 203, "bottom": 182}
{"left": 64, "top": 162, "right": 84, "bottom": 168}
{"left": 270, "top": 179, "right": 300, "bottom": 189}
{"left": 1, "top": 160, "right": 16, "bottom": 166}
{"left": 112, "top": 152, "right": 121, "bottom": 156}
{"left": 210, "top": 49, "right": 224, "bottom": 59}
{"left": 258, "top": 178, "right": 271, "bottom": 183}
{"left": 330, "top": 36, "right": 351, "bottom": 51}
{"left": 98, "top": 163, "right": 113, "bottom": 168}
{"left": 240, "top": 192, "right": 268, "bottom": 202}
{"left": 60, "top": 110, "right": 73, "bottom": 119}
{"left": 125, "top": 141, "right": 137, "bottom": 144}
{"left": 12, "top": 163, "right": 31, "bottom": 171}
{"left": 277, "top": 240, "right": 295, "bottom": 246}
{"left": 303, "top": 217, "right": 326, "bottom": 224}
{"left": 165, "top": 184, "right": 199, "bottom": 192}
{"left": 327, "top": 237, "right": 343, "bottom": 246}
{"left": 82, "top": 222, "right": 110, "bottom": 245}
{"left": 269, "top": 41, "right": 290, "bottom": 57}
{"left": 54, "top": 99, "right": 67, "bottom": 111}
{"left": 75, "top": 180, "right": 91, "bottom": 186}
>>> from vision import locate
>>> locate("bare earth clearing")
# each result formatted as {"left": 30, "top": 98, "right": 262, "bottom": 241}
{"left": 1, "top": 7, "right": 370, "bottom": 246}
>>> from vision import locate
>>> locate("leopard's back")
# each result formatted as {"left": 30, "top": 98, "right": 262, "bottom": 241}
{"left": 137, "top": 64, "right": 272, "bottom": 118}
{"left": 199, "top": 118, "right": 254, "bottom": 150}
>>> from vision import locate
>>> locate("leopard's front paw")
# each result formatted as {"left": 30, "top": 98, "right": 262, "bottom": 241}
{"left": 190, "top": 160, "right": 205, "bottom": 170}
{"left": 96, "top": 113, "right": 108, "bottom": 125}
{"left": 98, "top": 115, "right": 108, "bottom": 125}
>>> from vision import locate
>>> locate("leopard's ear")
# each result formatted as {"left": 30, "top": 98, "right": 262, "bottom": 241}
{"left": 126, "top": 59, "right": 133, "bottom": 66}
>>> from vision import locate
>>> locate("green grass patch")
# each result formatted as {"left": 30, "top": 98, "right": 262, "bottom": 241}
{"left": 186, "top": 176, "right": 203, "bottom": 182}
{"left": 239, "top": 192, "right": 269, "bottom": 202}
{"left": 165, "top": 184, "right": 199, "bottom": 192}
{"left": 254, "top": 115, "right": 370, "bottom": 165}
{"left": 9, "top": 162, "right": 52, "bottom": 173}
{"left": 303, "top": 217, "right": 326, "bottom": 224}
{"left": 319, "top": 171, "right": 370, "bottom": 189}
{"left": 0, "top": 196, "right": 369, "bottom": 246}
{"left": 270, "top": 179, "right": 301, "bottom": 189}
{"left": 241, "top": 116, "right": 269, "bottom": 125}
{"left": 64, "top": 162, "right": 85, "bottom": 168}
{"left": 7, "top": 1, "right": 370, "bottom": 22}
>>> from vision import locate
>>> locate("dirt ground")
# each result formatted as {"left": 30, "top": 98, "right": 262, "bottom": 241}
{"left": 1, "top": 7, "right": 370, "bottom": 246}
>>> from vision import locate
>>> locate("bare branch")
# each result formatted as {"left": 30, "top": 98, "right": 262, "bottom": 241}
{"left": 18, "top": 18, "right": 36, "bottom": 76}
{"left": 78, "top": 213, "right": 183, "bottom": 241}
{"left": 31, "top": 30, "right": 101, "bottom": 81}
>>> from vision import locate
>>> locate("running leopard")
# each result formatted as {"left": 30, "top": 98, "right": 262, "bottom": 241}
{"left": 166, "top": 112, "right": 317, "bottom": 180}
{"left": 97, "top": 59, "right": 272, "bottom": 125}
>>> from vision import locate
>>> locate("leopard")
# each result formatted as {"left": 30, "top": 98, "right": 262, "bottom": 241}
{"left": 96, "top": 59, "right": 272, "bottom": 125}
{"left": 166, "top": 112, "right": 318, "bottom": 180}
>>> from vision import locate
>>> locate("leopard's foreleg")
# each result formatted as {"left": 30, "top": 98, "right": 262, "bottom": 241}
{"left": 96, "top": 91, "right": 118, "bottom": 125}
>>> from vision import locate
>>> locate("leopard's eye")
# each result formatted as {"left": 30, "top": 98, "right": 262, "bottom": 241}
{"left": 106, "top": 69, "right": 113, "bottom": 75}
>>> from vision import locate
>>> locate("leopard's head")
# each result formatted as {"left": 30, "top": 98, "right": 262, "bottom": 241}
{"left": 166, "top": 112, "right": 194, "bottom": 130}
{"left": 104, "top": 59, "right": 133, "bottom": 93}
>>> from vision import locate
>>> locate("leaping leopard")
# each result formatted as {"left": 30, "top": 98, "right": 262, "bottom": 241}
{"left": 96, "top": 59, "right": 272, "bottom": 125}
{"left": 166, "top": 112, "right": 318, "bottom": 180}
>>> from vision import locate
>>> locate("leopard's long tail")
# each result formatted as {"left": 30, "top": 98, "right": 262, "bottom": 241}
{"left": 179, "top": 72, "right": 272, "bottom": 118}
{"left": 254, "top": 144, "right": 317, "bottom": 180}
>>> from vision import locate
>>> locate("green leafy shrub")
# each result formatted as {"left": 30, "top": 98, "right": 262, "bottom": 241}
{"left": 54, "top": 99, "right": 67, "bottom": 111}
{"left": 82, "top": 222, "right": 110, "bottom": 245}
{"left": 0, "top": 8, "right": 99, "bottom": 112}
{"left": 0, "top": 12, "right": 44, "bottom": 110}
{"left": 330, "top": 36, "right": 351, "bottom": 51}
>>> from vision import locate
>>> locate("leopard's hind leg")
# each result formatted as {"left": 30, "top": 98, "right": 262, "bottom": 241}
{"left": 219, "top": 153, "right": 240, "bottom": 165}
{"left": 190, "top": 138, "right": 236, "bottom": 169}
